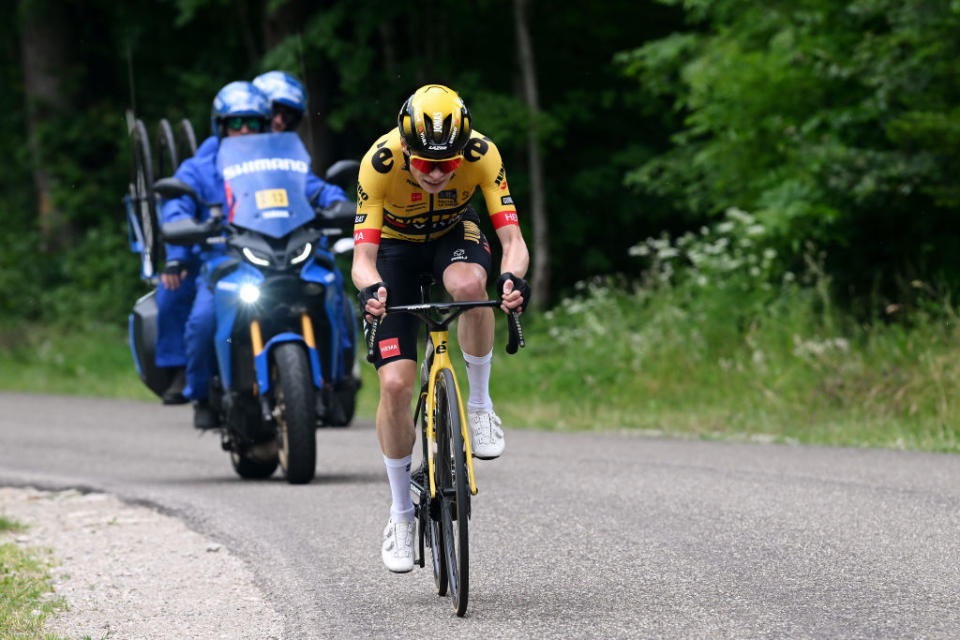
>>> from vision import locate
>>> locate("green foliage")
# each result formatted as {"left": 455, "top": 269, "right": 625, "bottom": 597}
{"left": 620, "top": 0, "right": 960, "bottom": 308}
{"left": 490, "top": 212, "right": 960, "bottom": 451}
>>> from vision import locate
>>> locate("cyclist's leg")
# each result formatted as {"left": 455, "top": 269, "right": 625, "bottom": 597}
{"left": 434, "top": 212, "right": 504, "bottom": 458}
{"left": 374, "top": 240, "right": 430, "bottom": 572}
{"left": 434, "top": 208, "right": 494, "bottom": 361}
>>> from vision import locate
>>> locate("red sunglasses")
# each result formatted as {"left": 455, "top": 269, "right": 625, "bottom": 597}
{"left": 409, "top": 155, "right": 463, "bottom": 174}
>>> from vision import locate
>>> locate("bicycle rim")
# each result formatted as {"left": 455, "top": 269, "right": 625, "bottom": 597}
{"left": 421, "top": 392, "right": 448, "bottom": 595}
{"left": 437, "top": 368, "right": 469, "bottom": 616}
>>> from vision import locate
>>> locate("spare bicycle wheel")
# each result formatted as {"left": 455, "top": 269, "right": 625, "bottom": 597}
{"left": 156, "top": 118, "right": 178, "bottom": 178}
{"left": 130, "top": 118, "right": 161, "bottom": 280}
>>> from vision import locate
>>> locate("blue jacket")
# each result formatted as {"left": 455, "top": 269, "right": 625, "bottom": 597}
{"left": 162, "top": 136, "right": 348, "bottom": 264}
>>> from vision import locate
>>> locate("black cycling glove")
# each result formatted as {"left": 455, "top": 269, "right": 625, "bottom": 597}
{"left": 496, "top": 272, "right": 531, "bottom": 312}
{"left": 358, "top": 282, "right": 389, "bottom": 321}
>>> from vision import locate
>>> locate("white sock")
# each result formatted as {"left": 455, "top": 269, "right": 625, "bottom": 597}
{"left": 462, "top": 349, "right": 493, "bottom": 413}
{"left": 383, "top": 455, "right": 414, "bottom": 522}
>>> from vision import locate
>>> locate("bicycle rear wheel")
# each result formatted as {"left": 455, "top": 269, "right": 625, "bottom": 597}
{"left": 435, "top": 367, "right": 469, "bottom": 616}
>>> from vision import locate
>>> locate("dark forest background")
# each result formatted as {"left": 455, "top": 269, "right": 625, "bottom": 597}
{"left": 4, "top": 0, "right": 960, "bottom": 325}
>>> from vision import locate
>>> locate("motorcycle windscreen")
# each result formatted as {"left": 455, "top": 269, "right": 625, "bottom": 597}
{"left": 217, "top": 132, "right": 316, "bottom": 238}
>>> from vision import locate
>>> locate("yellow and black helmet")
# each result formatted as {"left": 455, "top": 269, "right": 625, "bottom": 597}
{"left": 397, "top": 84, "right": 472, "bottom": 159}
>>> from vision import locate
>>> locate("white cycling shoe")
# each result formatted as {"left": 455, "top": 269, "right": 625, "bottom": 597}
{"left": 381, "top": 518, "right": 415, "bottom": 573}
{"left": 467, "top": 410, "right": 505, "bottom": 459}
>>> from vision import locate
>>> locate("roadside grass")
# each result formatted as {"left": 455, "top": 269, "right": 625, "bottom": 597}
{"left": 0, "top": 518, "right": 68, "bottom": 640}
{"left": 485, "top": 277, "right": 960, "bottom": 452}
{"left": 0, "top": 321, "right": 153, "bottom": 401}
{"left": 5, "top": 269, "right": 960, "bottom": 454}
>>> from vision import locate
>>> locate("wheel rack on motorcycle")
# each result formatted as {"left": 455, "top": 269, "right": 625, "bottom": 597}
{"left": 125, "top": 118, "right": 364, "bottom": 484}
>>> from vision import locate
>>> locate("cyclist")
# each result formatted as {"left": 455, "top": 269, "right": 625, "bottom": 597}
{"left": 352, "top": 84, "right": 530, "bottom": 572}
{"left": 157, "top": 74, "right": 349, "bottom": 413}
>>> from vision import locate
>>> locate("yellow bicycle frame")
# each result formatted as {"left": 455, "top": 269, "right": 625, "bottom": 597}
{"left": 424, "top": 330, "right": 478, "bottom": 499}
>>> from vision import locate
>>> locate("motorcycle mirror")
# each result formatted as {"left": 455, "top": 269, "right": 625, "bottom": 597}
{"left": 324, "top": 159, "right": 360, "bottom": 191}
{"left": 154, "top": 177, "right": 201, "bottom": 204}
{"left": 317, "top": 199, "right": 354, "bottom": 222}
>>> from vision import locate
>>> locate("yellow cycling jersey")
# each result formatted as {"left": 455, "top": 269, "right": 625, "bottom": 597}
{"left": 353, "top": 128, "right": 519, "bottom": 245}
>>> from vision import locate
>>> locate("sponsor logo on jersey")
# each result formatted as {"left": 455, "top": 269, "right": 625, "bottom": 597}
{"left": 501, "top": 195, "right": 514, "bottom": 205}
{"left": 355, "top": 214, "right": 366, "bottom": 223}
{"left": 490, "top": 210, "right": 519, "bottom": 229}
{"left": 411, "top": 192, "right": 422, "bottom": 202}
{"left": 437, "top": 189, "right": 457, "bottom": 207}
{"left": 379, "top": 337, "right": 400, "bottom": 359}
{"left": 223, "top": 158, "right": 309, "bottom": 181}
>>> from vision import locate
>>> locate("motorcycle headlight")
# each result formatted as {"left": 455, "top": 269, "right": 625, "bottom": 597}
{"left": 290, "top": 242, "right": 313, "bottom": 265}
{"left": 242, "top": 247, "right": 271, "bottom": 267}
{"left": 239, "top": 283, "right": 261, "bottom": 304}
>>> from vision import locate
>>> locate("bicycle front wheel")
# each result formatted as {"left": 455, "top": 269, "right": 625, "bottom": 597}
{"left": 435, "top": 367, "right": 469, "bottom": 616}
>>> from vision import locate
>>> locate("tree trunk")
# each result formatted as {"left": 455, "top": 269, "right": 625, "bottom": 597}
{"left": 19, "top": 0, "right": 74, "bottom": 250}
{"left": 513, "top": 0, "right": 549, "bottom": 306}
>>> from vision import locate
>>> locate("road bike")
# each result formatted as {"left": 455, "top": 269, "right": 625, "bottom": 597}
{"left": 365, "top": 276, "right": 524, "bottom": 616}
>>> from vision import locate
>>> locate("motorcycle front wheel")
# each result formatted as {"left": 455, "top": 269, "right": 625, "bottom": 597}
{"left": 271, "top": 342, "right": 317, "bottom": 484}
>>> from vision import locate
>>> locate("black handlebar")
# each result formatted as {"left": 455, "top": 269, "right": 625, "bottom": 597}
{"left": 364, "top": 301, "right": 525, "bottom": 363}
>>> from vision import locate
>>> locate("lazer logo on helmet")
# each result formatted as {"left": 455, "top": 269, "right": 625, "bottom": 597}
{"left": 223, "top": 158, "right": 309, "bottom": 180}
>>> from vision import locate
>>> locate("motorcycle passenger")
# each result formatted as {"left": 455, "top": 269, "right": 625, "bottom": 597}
{"left": 352, "top": 84, "right": 530, "bottom": 572}
{"left": 252, "top": 70, "right": 347, "bottom": 206}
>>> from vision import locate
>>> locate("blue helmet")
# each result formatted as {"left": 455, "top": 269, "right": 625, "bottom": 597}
{"left": 210, "top": 81, "right": 271, "bottom": 139}
{"left": 252, "top": 71, "right": 307, "bottom": 112}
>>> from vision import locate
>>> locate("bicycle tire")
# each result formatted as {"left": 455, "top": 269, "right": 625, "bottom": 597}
{"left": 177, "top": 118, "right": 198, "bottom": 159}
{"left": 420, "top": 358, "right": 448, "bottom": 595}
{"left": 156, "top": 118, "right": 179, "bottom": 178}
{"left": 435, "top": 367, "right": 469, "bottom": 616}
{"left": 130, "top": 118, "right": 161, "bottom": 279}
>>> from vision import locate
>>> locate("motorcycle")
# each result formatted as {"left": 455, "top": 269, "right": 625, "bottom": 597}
{"left": 128, "top": 131, "right": 361, "bottom": 484}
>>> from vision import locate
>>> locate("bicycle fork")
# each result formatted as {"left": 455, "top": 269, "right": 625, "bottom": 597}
{"left": 425, "top": 331, "right": 479, "bottom": 498}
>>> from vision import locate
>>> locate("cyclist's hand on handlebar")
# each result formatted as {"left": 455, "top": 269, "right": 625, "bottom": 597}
{"left": 358, "top": 282, "right": 389, "bottom": 322}
{"left": 497, "top": 272, "right": 531, "bottom": 315}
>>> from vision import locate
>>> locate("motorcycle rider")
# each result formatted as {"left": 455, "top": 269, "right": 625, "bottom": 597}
{"left": 156, "top": 73, "right": 349, "bottom": 412}
{"left": 163, "top": 81, "right": 347, "bottom": 429}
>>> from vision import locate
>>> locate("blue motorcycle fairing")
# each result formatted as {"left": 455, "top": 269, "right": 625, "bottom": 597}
{"left": 299, "top": 249, "right": 353, "bottom": 382}
{"left": 212, "top": 258, "right": 261, "bottom": 390}
{"left": 254, "top": 332, "right": 324, "bottom": 395}
{"left": 218, "top": 132, "right": 316, "bottom": 239}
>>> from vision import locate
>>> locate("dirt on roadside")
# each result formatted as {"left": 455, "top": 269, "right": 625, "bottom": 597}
{"left": 0, "top": 486, "right": 283, "bottom": 640}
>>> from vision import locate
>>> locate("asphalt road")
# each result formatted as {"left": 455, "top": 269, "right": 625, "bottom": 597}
{"left": 1, "top": 391, "right": 959, "bottom": 639}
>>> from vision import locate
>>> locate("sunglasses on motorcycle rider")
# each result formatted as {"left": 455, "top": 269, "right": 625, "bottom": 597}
{"left": 225, "top": 116, "right": 265, "bottom": 132}
{"left": 409, "top": 154, "right": 463, "bottom": 174}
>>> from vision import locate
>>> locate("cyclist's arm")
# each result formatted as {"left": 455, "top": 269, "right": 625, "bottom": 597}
{"left": 496, "top": 223, "right": 529, "bottom": 280}
{"left": 352, "top": 137, "right": 391, "bottom": 315}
